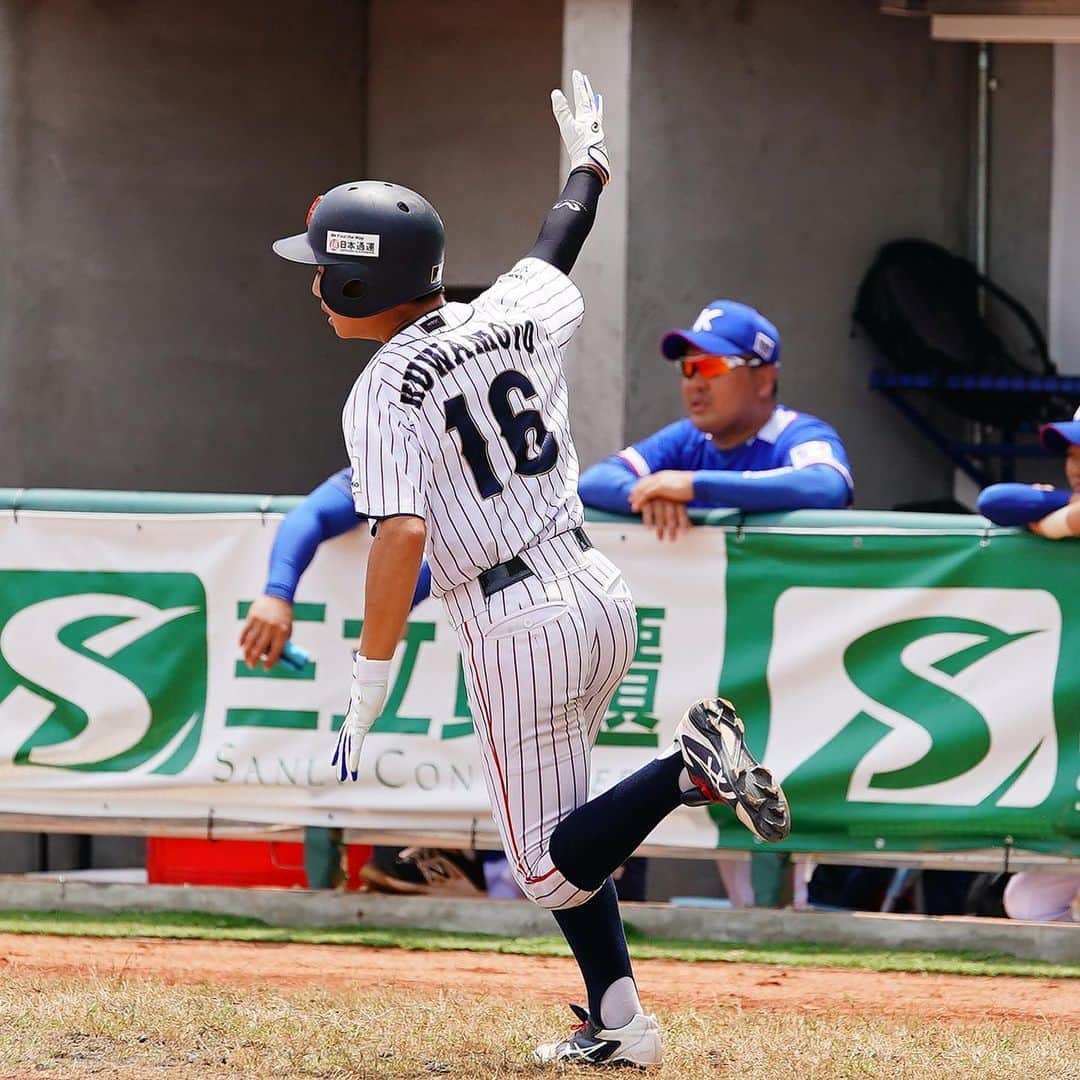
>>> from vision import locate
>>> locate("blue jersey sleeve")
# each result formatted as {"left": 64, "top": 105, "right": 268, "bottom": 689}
{"left": 690, "top": 414, "right": 852, "bottom": 511}
{"left": 266, "top": 467, "right": 432, "bottom": 609}
{"left": 622, "top": 420, "right": 698, "bottom": 475}
{"left": 265, "top": 470, "right": 363, "bottom": 603}
{"left": 578, "top": 459, "right": 637, "bottom": 513}
{"left": 976, "top": 484, "right": 1071, "bottom": 526}
{"left": 774, "top": 417, "right": 854, "bottom": 497}
{"left": 324, "top": 467, "right": 355, "bottom": 500}
{"left": 579, "top": 421, "right": 697, "bottom": 514}
{"left": 412, "top": 560, "right": 433, "bottom": 607}
{"left": 692, "top": 464, "right": 851, "bottom": 512}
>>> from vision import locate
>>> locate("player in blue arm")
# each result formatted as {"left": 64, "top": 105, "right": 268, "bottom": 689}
{"left": 578, "top": 300, "right": 853, "bottom": 539}
{"left": 977, "top": 406, "right": 1080, "bottom": 538}
{"left": 239, "top": 467, "right": 432, "bottom": 670}
{"left": 237, "top": 469, "right": 467, "bottom": 898}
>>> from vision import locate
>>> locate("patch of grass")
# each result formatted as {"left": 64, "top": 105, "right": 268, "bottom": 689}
{"left": 0, "top": 908, "right": 1075, "bottom": 980}
{"left": 0, "top": 974, "right": 1075, "bottom": 1079}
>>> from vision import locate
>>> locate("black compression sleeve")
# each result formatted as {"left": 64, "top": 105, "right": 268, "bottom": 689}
{"left": 526, "top": 167, "right": 603, "bottom": 274}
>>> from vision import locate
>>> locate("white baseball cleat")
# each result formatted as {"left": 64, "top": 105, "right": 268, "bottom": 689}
{"left": 532, "top": 1005, "right": 662, "bottom": 1068}
{"left": 674, "top": 696, "right": 791, "bottom": 842}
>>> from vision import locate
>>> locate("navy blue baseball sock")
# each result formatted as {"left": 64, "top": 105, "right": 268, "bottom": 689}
{"left": 549, "top": 753, "right": 683, "bottom": 893}
{"left": 552, "top": 877, "right": 640, "bottom": 1030}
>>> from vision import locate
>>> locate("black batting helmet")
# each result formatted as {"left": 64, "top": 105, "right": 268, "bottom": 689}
{"left": 272, "top": 181, "right": 445, "bottom": 318}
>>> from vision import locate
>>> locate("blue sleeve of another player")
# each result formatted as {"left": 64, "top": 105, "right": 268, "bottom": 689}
{"left": 625, "top": 420, "right": 696, "bottom": 474}
{"left": 976, "top": 484, "right": 1071, "bottom": 526}
{"left": 579, "top": 421, "right": 695, "bottom": 514}
{"left": 578, "top": 458, "right": 638, "bottom": 514}
{"left": 411, "top": 560, "right": 432, "bottom": 608}
{"left": 772, "top": 417, "right": 854, "bottom": 498}
{"left": 266, "top": 469, "right": 433, "bottom": 608}
{"left": 692, "top": 464, "right": 851, "bottom": 512}
{"left": 265, "top": 474, "right": 362, "bottom": 603}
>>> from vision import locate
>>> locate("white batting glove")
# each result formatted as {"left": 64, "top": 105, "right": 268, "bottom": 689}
{"left": 332, "top": 654, "right": 391, "bottom": 782}
{"left": 551, "top": 69, "right": 610, "bottom": 185}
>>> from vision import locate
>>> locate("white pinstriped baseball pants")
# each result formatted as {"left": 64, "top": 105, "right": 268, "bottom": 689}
{"left": 443, "top": 535, "right": 637, "bottom": 910}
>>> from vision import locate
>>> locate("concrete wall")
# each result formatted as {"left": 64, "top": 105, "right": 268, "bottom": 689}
{"left": 562, "top": 0, "right": 634, "bottom": 467}
{"left": 0, "top": 0, "right": 563, "bottom": 495}
{"left": 367, "top": 0, "right": 562, "bottom": 288}
{"left": 989, "top": 43, "right": 1060, "bottom": 488}
{"left": 989, "top": 45, "right": 1052, "bottom": 335}
{"left": 0, "top": 0, "right": 1058, "bottom": 508}
{"left": 0, "top": 0, "right": 370, "bottom": 494}
{"left": 1051, "top": 44, "right": 1080, "bottom": 373}
{"left": 624, "top": 0, "right": 976, "bottom": 508}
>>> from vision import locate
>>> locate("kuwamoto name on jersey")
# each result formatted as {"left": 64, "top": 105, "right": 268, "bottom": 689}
{"left": 398, "top": 319, "right": 537, "bottom": 408}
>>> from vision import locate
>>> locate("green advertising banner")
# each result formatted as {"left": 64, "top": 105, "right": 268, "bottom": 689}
{"left": 717, "top": 525, "right": 1079, "bottom": 856}
{"left": 0, "top": 491, "right": 1074, "bottom": 860}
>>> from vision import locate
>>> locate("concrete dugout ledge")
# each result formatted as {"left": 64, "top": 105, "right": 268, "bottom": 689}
{"left": 0, "top": 879, "right": 1075, "bottom": 965}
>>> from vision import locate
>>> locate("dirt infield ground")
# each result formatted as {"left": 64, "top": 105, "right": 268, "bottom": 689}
{"left": 4, "top": 932, "right": 1076, "bottom": 1027}
{"left": 2, "top": 932, "right": 1078, "bottom": 1079}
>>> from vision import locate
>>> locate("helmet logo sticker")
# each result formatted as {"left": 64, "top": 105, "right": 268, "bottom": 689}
{"left": 430, "top": 261, "right": 443, "bottom": 285}
{"left": 326, "top": 231, "right": 380, "bottom": 257}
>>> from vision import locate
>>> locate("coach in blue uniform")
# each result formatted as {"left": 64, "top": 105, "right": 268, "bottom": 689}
{"left": 579, "top": 300, "right": 853, "bottom": 540}
{"left": 580, "top": 300, "right": 851, "bottom": 909}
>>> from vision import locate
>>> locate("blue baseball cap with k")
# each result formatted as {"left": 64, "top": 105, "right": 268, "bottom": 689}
{"left": 1039, "top": 405, "right": 1080, "bottom": 453}
{"left": 661, "top": 300, "right": 781, "bottom": 365}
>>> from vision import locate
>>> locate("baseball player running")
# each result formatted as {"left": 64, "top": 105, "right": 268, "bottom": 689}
{"left": 272, "top": 71, "right": 790, "bottom": 1068}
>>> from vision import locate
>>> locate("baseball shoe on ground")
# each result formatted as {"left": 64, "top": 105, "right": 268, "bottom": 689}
{"left": 360, "top": 846, "right": 486, "bottom": 896}
{"left": 674, "top": 697, "right": 791, "bottom": 842}
{"left": 532, "top": 1005, "right": 661, "bottom": 1068}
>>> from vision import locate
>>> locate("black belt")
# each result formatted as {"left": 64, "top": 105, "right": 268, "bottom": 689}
{"left": 478, "top": 527, "right": 592, "bottom": 598}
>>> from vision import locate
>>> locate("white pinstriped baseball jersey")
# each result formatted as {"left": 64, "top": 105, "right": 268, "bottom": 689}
{"left": 343, "top": 255, "right": 638, "bottom": 909}
{"left": 343, "top": 257, "right": 586, "bottom": 598}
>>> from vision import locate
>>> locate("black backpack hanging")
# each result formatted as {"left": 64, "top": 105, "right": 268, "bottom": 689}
{"left": 853, "top": 239, "right": 1059, "bottom": 427}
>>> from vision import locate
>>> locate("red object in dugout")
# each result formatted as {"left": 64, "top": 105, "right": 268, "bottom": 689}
{"left": 146, "top": 837, "right": 372, "bottom": 890}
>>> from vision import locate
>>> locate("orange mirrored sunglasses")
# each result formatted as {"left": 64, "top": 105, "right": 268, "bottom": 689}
{"left": 679, "top": 353, "right": 760, "bottom": 379}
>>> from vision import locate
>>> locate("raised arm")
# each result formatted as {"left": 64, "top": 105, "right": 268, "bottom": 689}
{"left": 526, "top": 70, "right": 609, "bottom": 275}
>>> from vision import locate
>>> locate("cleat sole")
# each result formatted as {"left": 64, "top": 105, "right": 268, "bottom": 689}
{"left": 677, "top": 697, "right": 792, "bottom": 843}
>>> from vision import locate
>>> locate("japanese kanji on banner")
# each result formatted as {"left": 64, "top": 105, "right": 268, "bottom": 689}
{"left": 0, "top": 501, "right": 1075, "bottom": 856}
